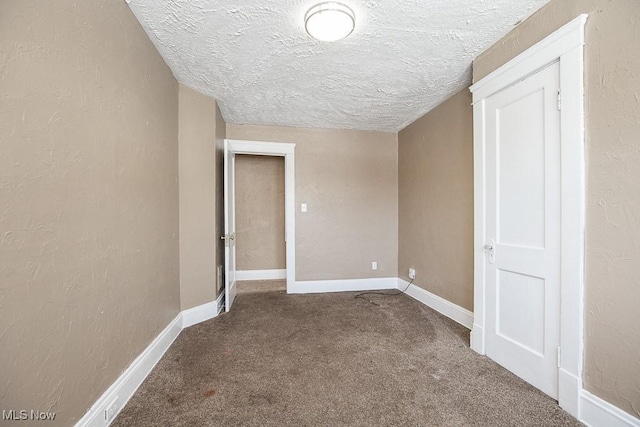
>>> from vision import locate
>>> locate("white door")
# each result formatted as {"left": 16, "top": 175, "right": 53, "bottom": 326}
{"left": 483, "top": 62, "right": 561, "bottom": 398}
{"left": 223, "top": 139, "right": 237, "bottom": 312}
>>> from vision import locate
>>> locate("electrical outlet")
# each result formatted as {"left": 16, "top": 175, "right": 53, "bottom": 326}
{"left": 104, "top": 396, "right": 119, "bottom": 423}
{"left": 372, "top": 261, "right": 378, "bottom": 270}
{"left": 408, "top": 268, "right": 416, "bottom": 280}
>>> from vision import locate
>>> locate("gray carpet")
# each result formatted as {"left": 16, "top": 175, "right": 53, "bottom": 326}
{"left": 114, "top": 281, "right": 581, "bottom": 426}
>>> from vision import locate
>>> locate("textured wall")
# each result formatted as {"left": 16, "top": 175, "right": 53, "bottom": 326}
{"left": 473, "top": 0, "right": 640, "bottom": 417}
{"left": 179, "top": 85, "right": 219, "bottom": 310}
{"left": 235, "top": 155, "right": 286, "bottom": 271}
{"left": 398, "top": 89, "right": 474, "bottom": 311}
{"left": 226, "top": 125, "right": 398, "bottom": 281}
{"left": 0, "top": 1, "right": 180, "bottom": 425}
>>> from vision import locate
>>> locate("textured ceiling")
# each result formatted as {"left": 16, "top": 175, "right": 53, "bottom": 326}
{"left": 128, "top": 0, "right": 549, "bottom": 132}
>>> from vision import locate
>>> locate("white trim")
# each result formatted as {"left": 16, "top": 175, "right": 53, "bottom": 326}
{"left": 236, "top": 269, "right": 287, "bottom": 281}
{"left": 76, "top": 292, "right": 227, "bottom": 427}
{"left": 472, "top": 98, "right": 487, "bottom": 356}
{"left": 289, "top": 277, "right": 396, "bottom": 294}
{"left": 470, "top": 324, "right": 484, "bottom": 353}
{"left": 227, "top": 139, "right": 295, "bottom": 155}
{"left": 559, "top": 368, "right": 581, "bottom": 418}
{"left": 223, "top": 138, "right": 237, "bottom": 313}
{"left": 580, "top": 390, "right": 640, "bottom": 427}
{"left": 397, "top": 279, "right": 474, "bottom": 329}
{"left": 289, "top": 277, "right": 474, "bottom": 329}
{"left": 225, "top": 139, "right": 296, "bottom": 296}
{"left": 181, "top": 292, "right": 224, "bottom": 328}
{"left": 470, "top": 14, "right": 588, "bottom": 100}
{"left": 558, "top": 37, "right": 586, "bottom": 417}
{"left": 74, "top": 315, "right": 182, "bottom": 427}
{"left": 471, "top": 14, "right": 587, "bottom": 417}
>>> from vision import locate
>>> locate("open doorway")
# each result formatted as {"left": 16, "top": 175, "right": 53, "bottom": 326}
{"left": 222, "top": 139, "right": 296, "bottom": 311}
{"left": 235, "top": 154, "right": 286, "bottom": 293}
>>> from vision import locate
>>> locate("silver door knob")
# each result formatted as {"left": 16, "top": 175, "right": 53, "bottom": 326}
{"left": 483, "top": 244, "right": 493, "bottom": 251}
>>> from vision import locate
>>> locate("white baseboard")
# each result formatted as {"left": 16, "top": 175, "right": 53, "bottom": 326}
{"left": 470, "top": 324, "right": 485, "bottom": 354}
{"left": 398, "top": 279, "right": 474, "bottom": 329}
{"left": 182, "top": 292, "right": 224, "bottom": 328}
{"left": 580, "top": 390, "right": 640, "bottom": 427}
{"left": 290, "top": 278, "right": 474, "bottom": 332}
{"left": 75, "top": 314, "right": 183, "bottom": 427}
{"left": 289, "top": 277, "right": 397, "bottom": 294}
{"left": 236, "top": 269, "right": 286, "bottom": 281}
{"left": 76, "top": 293, "right": 225, "bottom": 426}
{"left": 559, "top": 368, "right": 580, "bottom": 418}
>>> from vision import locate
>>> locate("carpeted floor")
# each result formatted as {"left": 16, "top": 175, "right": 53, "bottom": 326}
{"left": 113, "top": 281, "right": 581, "bottom": 426}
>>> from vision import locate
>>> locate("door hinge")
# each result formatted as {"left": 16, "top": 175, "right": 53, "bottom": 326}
{"left": 557, "top": 90, "right": 562, "bottom": 111}
{"left": 557, "top": 347, "right": 561, "bottom": 368}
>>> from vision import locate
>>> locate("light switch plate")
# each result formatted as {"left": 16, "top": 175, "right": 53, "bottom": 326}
{"left": 301, "top": 203, "right": 307, "bottom": 212}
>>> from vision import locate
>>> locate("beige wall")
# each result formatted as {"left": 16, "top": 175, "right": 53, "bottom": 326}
{"left": 398, "top": 89, "right": 474, "bottom": 311}
{"left": 0, "top": 1, "right": 180, "bottom": 425}
{"left": 179, "top": 85, "right": 223, "bottom": 310}
{"left": 235, "top": 155, "right": 286, "bottom": 271}
{"left": 227, "top": 125, "right": 398, "bottom": 281}
{"left": 474, "top": 0, "right": 640, "bottom": 417}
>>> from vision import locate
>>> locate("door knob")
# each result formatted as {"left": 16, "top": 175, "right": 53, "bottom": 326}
{"left": 483, "top": 244, "right": 493, "bottom": 251}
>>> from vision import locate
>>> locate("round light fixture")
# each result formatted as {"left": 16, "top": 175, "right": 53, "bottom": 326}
{"left": 305, "top": 2, "right": 355, "bottom": 42}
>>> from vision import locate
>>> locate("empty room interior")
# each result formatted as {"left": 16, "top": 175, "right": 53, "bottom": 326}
{"left": 1, "top": 0, "right": 639, "bottom": 426}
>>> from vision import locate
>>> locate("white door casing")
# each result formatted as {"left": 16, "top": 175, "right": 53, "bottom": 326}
{"left": 484, "top": 62, "right": 561, "bottom": 398}
{"left": 223, "top": 139, "right": 237, "bottom": 312}
{"left": 223, "top": 139, "right": 296, "bottom": 310}
{"left": 470, "top": 15, "right": 586, "bottom": 417}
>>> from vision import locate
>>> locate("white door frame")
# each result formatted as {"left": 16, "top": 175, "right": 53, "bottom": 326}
{"left": 225, "top": 139, "right": 296, "bottom": 293}
{"left": 470, "top": 14, "right": 587, "bottom": 417}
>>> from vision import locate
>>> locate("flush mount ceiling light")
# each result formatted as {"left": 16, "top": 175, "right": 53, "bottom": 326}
{"left": 305, "top": 2, "right": 355, "bottom": 42}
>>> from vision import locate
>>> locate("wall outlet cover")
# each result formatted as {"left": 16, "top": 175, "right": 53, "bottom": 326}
{"left": 105, "top": 396, "right": 119, "bottom": 423}
{"left": 408, "top": 268, "right": 416, "bottom": 280}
